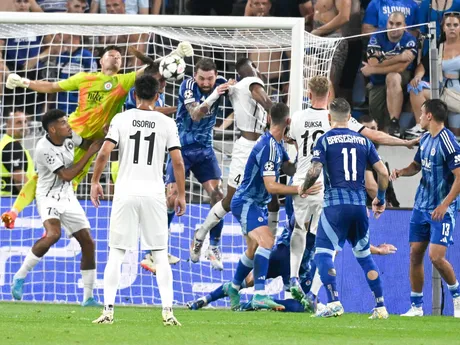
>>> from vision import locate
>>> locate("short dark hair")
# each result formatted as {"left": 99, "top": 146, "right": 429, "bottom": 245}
{"left": 236, "top": 57, "right": 253, "bottom": 71}
{"left": 42, "top": 109, "right": 67, "bottom": 132}
{"left": 270, "top": 102, "right": 289, "bottom": 125}
{"left": 423, "top": 99, "right": 448, "bottom": 123}
{"left": 195, "top": 58, "right": 217, "bottom": 73}
{"left": 135, "top": 75, "right": 159, "bottom": 101}
{"left": 144, "top": 61, "right": 160, "bottom": 76}
{"left": 329, "top": 98, "right": 351, "bottom": 121}
{"left": 101, "top": 45, "right": 123, "bottom": 58}
{"left": 358, "top": 114, "right": 376, "bottom": 124}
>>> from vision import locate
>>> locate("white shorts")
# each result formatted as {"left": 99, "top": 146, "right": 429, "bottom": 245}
{"left": 109, "top": 194, "right": 168, "bottom": 251}
{"left": 36, "top": 195, "right": 90, "bottom": 237}
{"left": 228, "top": 136, "right": 257, "bottom": 188}
{"left": 293, "top": 193, "right": 323, "bottom": 235}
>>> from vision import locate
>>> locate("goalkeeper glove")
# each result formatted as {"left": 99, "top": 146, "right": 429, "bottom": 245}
{"left": 174, "top": 41, "right": 194, "bottom": 58}
{"left": 6, "top": 73, "right": 30, "bottom": 89}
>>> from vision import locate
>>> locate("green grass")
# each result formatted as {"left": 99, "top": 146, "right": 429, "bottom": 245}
{"left": 0, "top": 302, "right": 458, "bottom": 345}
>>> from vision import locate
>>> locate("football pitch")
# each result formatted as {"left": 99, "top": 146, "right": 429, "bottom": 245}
{"left": 0, "top": 303, "right": 458, "bottom": 345}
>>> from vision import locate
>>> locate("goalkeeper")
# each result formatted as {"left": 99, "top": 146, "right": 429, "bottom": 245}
{"left": 2, "top": 42, "right": 194, "bottom": 229}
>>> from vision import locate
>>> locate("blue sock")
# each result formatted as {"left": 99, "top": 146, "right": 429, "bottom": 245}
{"left": 273, "top": 299, "right": 305, "bottom": 313}
{"left": 357, "top": 255, "right": 385, "bottom": 308}
{"left": 253, "top": 247, "right": 271, "bottom": 291}
{"left": 315, "top": 252, "right": 339, "bottom": 303}
{"left": 209, "top": 219, "right": 223, "bottom": 246}
{"left": 448, "top": 280, "right": 460, "bottom": 298}
{"left": 167, "top": 209, "right": 175, "bottom": 229}
{"left": 410, "top": 292, "right": 423, "bottom": 307}
{"left": 206, "top": 284, "right": 226, "bottom": 303}
{"left": 232, "top": 253, "right": 253, "bottom": 287}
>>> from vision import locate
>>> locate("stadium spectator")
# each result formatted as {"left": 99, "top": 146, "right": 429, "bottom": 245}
{"left": 36, "top": 0, "right": 68, "bottom": 12}
{"left": 186, "top": 0, "right": 234, "bottom": 15}
{"left": 359, "top": 115, "right": 400, "bottom": 207}
{"left": 66, "top": 0, "right": 88, "bottom": 12}
{"left": 0, "top": 110, "right": 35, "bottom": 196}
{"left": 151, "top": 0, "right": 162, "bottom": 14}
{"left": 408, "top": 13, "right": 460, "bottom": 137}
{"left": 244, "top": 0, "right": 271, "bottom": 16}
{"left": 361, "top": 12, "right": 417, "bottom": 136}
{"left": 418, "top": 0, "right": 460, "bottom": 40}
{"left": 362, "top": 0, "right": 420, "bottom": 35}
{"left": 244, "top": 0, "right": 310, "bottom": 18}
{"left": 0, "top": 0, "right": 15, "bottom": 11}
{"left": 306, "top": 0, "right": 351, "bottom": 98}
{"left": 91, "top": 0, "right": 149, "bottom": 14}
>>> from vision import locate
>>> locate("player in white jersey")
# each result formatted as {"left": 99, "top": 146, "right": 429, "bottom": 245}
{"left": 191, "top": 58, "right": 274, "bottom": 265}
{"left": 10, "top": 109, "right": 103, "bottom": 306}
{"left": 90, "top": 75, "right": 186, "bottom": 326}
{"left": 288, "top": 76, "right": 422, "bottom": 299}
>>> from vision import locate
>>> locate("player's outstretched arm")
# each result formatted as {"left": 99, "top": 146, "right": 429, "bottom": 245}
{"left": 170, "top": 148, "right": 186, "bottom": 216}
{"left": 360, "top": 126, "right": 419, "bottom": 148}
{"left": 90, "top": 140, "right": 115, "bottom": 208}
{"left": 250, "top": 84, "right": 273, "bottom": 112}
{"left": 300, "top": 161, "right": 323, "bottom": 194}
{"left": 432, "top": 168, "right": 460, "bottom": 221}
{"left": 6, "top": 73, "right": 64, "bottom": 93}
{"left": 371, "top": 160, "right": 389, "bottom": 219}
{"left": 263, "top": 176, "right": 299, "bottom": 195}
{"left": 390, "top": 161, "right": 421, "bottom": 181}
{"left": 187, "top": 83, "right": 230, "bottom": 122}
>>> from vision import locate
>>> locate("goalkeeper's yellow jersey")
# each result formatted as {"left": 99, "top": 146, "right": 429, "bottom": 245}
{"left": 58, "top": 71, "right": 137, "bottom": 140}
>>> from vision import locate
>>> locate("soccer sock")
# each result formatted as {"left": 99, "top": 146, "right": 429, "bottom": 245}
{"left": 103, "top": 247, "right": 126, "bottom": 308}
{"left": 14, "top": 250, "right": 41, "bottom": 279}
{"left": 209, "top": 219, "right": 224, "bottom": 247}
{"left": 232, "top": 253, "right": 254, "bottom": 289}
{"left": 447, "top": 280, "right": 460, "bottom": 298}
{"left": 356, "top": 255, "right": 385, "bottom": 308}
{"left": 290, "top": 227, "right": 306, "bottom": 279}
{"left": 81, "top": 269, "right": 96, "bottom": 301}
{"left": 206, "top": 284, "right": 226, "bottom": 303}
{"left": 196, "top": 201, "right": 227, "bottom": 241}
{"left": 273, "top": 299, "right": 305, "bottom": 313}
{"left": 167, "top": 209, "right": 175, "bottom": 229}
{"left": 310, "top": 251, "right": 335, "bottom": 297}
{"left": 315, "top": 252, "right": 339, "bottom": 303}
{"left": 12, "top": 174, "right": 37, "bottom": 214}
{"left": 268, "top": 211, "right": 279, "bottom": 236}
{"left": 151, "top": 249, "right": 173, "bottom": 309}
{"left": 410, "top": 292, "right": 423, "bottom": 307}
{"left": 253, "top": 247, "right": 271, "bottom": 292}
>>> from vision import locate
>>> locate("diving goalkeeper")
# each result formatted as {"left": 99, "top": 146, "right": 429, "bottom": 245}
{"left": 2, "top": 42, "right": 193, "bottom": 228}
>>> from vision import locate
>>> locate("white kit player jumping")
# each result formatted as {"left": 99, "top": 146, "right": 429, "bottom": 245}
{"left": 11, "top": 109, "right": 103, "bottom": 306}
{"left": 191, "top": 57, "right": 273, "bottom": 261}
{"left": 90, "top": 75, "right": 186, "bottom": 325}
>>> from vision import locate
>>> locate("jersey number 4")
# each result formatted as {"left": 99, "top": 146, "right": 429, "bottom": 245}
{"left": 130, "top": 131, "right": 156, "bottom": 165}
{"left": 301, "top": 130, "right": 325, "bottom": 156}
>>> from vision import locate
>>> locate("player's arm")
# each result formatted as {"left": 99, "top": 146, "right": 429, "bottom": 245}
{"left": 391, "top": 161, "right": 421, "bottom": 179}
{"left": 432, "top": 168, "right": 460, "bottom": 221}
{"left": 365, "top": 169, "right": 378, "bottom": 200}
{"left": 216, "top": 112, "right": 234, "bottom": 130}
{"left": 263, "top": 175, "right": 299, "bottom": 195}
{"left": 90, "top": 140, "right": 115, "bottom": 207}
{"left": 311, "top": 0, "right": 351, "bottom": 36}
{"left": 186, "top": 83, "right": 229, "bottom": 122}
{"left": 6, "top": 73, "right": 63, "bottom": 93}
{"left": 250, "top": 83, "right": 272, "bottom": 111}
{"left": 300, "top": 160, "right": 323, "bottom": 193}
{"left": 170, "top": 148, "right": 186, "bottom": 216}
{"left": 56, "top": 140, "right": 103, "bottom": 182}
{"left": 361, "top": 127, "right": 419, "bottom": 148}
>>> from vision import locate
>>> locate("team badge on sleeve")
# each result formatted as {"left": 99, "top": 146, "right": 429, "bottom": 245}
{"left": 45, "top": 154, "right": 55, "bottom": 165}
{"left": 184, "top": 89, "right": 194, "bottom": 99}
{"left": 264, "top": 161, "right": 275, "bottom": 171}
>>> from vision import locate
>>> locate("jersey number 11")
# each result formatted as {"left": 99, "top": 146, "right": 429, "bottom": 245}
{"left": 130, "top": 131, "right": 156, "bottom": 165}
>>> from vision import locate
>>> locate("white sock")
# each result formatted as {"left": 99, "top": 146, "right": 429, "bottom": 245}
{"left": 196, "top": 201, "right": 227, "bottom": 241}
{"left": 81, "top": 269, "right": 96, "bottom": 301}
{"left": 311, "top": 251, "right": 336, "bottom": 296}
{"left": 103, "top": 247, "right": 126, "bottom": 308}
{"left": 151, "top": 249, "right": 173, "bottom": 309}
{"left": 290, "top": 227, "right": 306, "bottom": 279}
{"left": 15, "top": 251, "right": 41, "bottom": 279}
{"left": 268, "top": 211, "right": 279, "bottom": 236}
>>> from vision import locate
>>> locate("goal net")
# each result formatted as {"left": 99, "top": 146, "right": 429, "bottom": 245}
{"left": 0, "top": 14, "right": 341, "bottom": 306}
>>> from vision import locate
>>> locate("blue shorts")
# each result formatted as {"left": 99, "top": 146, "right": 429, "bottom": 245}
{"left": 409, "top": 208, "right": 455, "bottom": 247}
{"left": 165, "top": 144, "right": 221, "bottom": 184}
{"left": 316, "top": 204, "right": 370, "bottom": 257}
{"left": 231, "top": 200, "right": 268, "bottom": 235}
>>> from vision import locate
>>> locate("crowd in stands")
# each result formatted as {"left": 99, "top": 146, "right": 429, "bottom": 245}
{"left": 0, "top": 0, "right": 459, "bottom": 203}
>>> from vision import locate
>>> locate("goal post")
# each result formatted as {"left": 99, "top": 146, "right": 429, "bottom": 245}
{"left": 0, "top": 12, "right": 341, "bottom": 306}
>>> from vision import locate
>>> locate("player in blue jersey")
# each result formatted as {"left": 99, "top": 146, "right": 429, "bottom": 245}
{"left": 166, "top": 58, "right": 230, "bottom": 270}
{"left": 224, "top": 102, "right": 322, "bottom": 310}
{"left": 391, "top": 99, "right": 460, "bottom": 318}
{"left": 299, "top": 98, "right": 390, "bottom": 319}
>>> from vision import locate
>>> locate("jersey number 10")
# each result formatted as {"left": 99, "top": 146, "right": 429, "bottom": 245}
{"left": 130, "top": 131, "right": 156, "bottom": 165}
{"left": 341, "top": 148, "right": 357, "bottom": 181}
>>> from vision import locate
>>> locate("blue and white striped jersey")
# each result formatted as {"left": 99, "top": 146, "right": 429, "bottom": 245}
{"left": 414, "top": 128, "right": 460, "bottom": 212}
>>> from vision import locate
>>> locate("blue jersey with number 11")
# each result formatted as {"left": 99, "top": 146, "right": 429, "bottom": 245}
{"left": 312, "top": 128, "right": 381, "bottom": 207}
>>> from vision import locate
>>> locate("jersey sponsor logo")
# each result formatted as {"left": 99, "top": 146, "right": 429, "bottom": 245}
{"left": 421, "top": 158, "right": 431, "bottom": 169}
{"left": 132, "top": 120, "right": 156, "bottom": 128}
{"left": 264, "top": 161, "right": 275, "bottom": 171}
{"left": 304, "top": 121, "right": 323, "bottom": 128}
{"left": 104, "top": 82, "right": 113, "bottom": 91}
{"left": 88, "top": 91, "right": 103, "bottom": 103}
{"left": 184, "top": 89, "right": 194, "bottom": 99}
{"left": 44, "top": 153, "right": 55, "bottom": 165}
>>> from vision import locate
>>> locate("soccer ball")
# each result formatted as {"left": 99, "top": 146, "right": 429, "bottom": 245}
{"left": 159, "top": 55, "right": 186, "bottom": 81}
